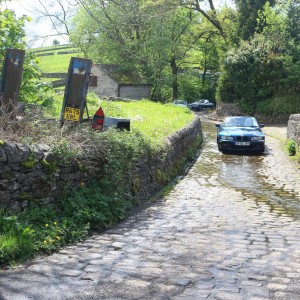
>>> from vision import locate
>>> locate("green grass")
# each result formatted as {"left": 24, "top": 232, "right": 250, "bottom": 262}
{"left": 29, "top": 44, "right": 83, "bottom": 73}
{"left": 50, "top": 93, "right": 194, "bottom": 144}
{"left": 38, "top": 53, "right": 83, "bottom": 73}
{"left": 100, "top": 100, "right": 193, "bottom": 143}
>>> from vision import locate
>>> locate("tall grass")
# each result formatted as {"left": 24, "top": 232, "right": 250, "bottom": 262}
{"left": 0, "top": 211, "right": 35, "bottom": 266}
{"left": 38, "top": 53, "right": 83, "bottom": 73}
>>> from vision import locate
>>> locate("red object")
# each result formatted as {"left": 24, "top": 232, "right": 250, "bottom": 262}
{"left": 92, "top": 107, "right": 105, "bottom": 130}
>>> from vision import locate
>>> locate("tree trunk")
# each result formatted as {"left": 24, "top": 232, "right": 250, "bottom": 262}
{"left": 170, "top": 56, "right": 179, "bottom": 100}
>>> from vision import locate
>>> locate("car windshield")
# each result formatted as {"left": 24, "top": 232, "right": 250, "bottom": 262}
{"left": 223, "top": 117, "right": 259, "bottom": 127}
{"left": 174, "top": 100, "right": 187, "bottom": 105}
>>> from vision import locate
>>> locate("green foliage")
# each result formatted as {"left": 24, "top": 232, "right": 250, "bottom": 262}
{"left": 235, "top": 0, "right": 276, "bottom": 40}
{"left": 178, "top": 71, "right": 219, "bottom": 102}
{"left": 0, "top": 9, "right": 28, "bottom": 55}
{"left": 0, "top": 210, "right": 35, "bottom": 266}
{"left": 98, "top": 129, "right": 150, "bottom": 199}
{"left": 217, "top": 34, "right": 300, "bottom": 116}
{"left": 20, "top": 52, "right": 52, "bottom": 105}
{"left": 287, "top": 140, "right": 296, "bottom": 156}
{"left": 287, "top": 0, "right": 300, "bottom": 44}
{"left": 0, "top": 180, "right": 133, "bottom": 263}
{"left": 51, "top": 140, "right": 81, "bottom": 164}
{"left": 41, "top": 159, "right": 58, "bottom": 173}
{"left": 59, "top": 184, "right": 131, "bottom": 231}
{"left": 256, "top": 95, "right": 300, "bottom": 117}
{"left": 21, "top": 152, "right": 36, "bottom": 169}
{"left": 21, "top": 160, "right": 35, "bottom": 169}
{"left": 17, "top": 202, "right": 88, "bottom": 254}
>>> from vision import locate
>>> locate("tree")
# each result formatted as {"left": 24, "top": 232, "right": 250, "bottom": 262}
{"left": 71, "top": 0, "right": 209, "bottom": 101}
{"left": 32, "top": 0, "right": 78, "bottom": 44}
{"left": 217, "top": 33, "right": 300, "bottom": 116}
{"left": 287, "top": 0, "right": 300, "bottom": 44}
{"left": 0, "top": 9, "right": 28, "bottom": 57}
{"left": 52, "top": 39, "right": 60, "bottom": 46}
{"left": 235, "top": 0, "right": 276, "bottom": 40}
{"left": 179, "top": 0, "right": 227, "bottom": 40}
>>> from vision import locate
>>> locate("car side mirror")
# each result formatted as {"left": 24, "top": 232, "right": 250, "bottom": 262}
{"left": 216, "top": 124, "right": 220, "bottom": 128}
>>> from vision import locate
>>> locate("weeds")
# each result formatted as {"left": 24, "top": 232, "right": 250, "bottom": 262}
{"left": 287, "top": 140, "right": 296, "bottom": 156}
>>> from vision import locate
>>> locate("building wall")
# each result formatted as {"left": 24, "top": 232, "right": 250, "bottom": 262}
{"left": 119, "top": 85, "right": 151, "bottom": 100}
{"left": 89, "top": 65, "right": 119, "bottom": 97}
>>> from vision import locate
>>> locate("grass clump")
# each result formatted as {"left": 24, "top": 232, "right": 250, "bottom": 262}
{"left": 0, "top": 212, "right": 35, "bottom": 266}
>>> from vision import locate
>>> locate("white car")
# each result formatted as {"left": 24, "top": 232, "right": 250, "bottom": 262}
{"left": 173, "top": 100, "right": 188, "bottom": 107}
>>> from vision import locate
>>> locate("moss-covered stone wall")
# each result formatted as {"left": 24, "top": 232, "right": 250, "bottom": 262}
{"left": 0, "top": 117, "right": 202, "bottom": 211}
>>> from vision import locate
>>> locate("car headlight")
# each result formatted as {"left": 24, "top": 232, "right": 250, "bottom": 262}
{"left": 251, "top": 136, "right": 265, "bottom": 141}
{"left": 220, "top": 136, "right": 233, "bottom": 141}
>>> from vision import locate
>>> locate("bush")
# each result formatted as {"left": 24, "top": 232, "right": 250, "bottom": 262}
{"left": 256, "top": 95, "right": 300, "bottom": 117}
{"left": 287, "top": 140, "right": 296, "bottom": 156}
{"left": 217, "top": 34, "right": 300, "bottom": 116}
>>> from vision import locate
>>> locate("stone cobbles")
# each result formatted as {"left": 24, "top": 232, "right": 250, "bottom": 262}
{"left": 0, "top": 119, "right": 300, "bottom": 299}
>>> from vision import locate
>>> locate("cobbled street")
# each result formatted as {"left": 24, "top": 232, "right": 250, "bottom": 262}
{"left": 1, "top": 117, "right": 300, "bottom": 300}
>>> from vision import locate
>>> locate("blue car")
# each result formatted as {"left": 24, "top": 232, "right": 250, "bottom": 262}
{"left": 216, "top": 116, "right": 265, "bottom": 153}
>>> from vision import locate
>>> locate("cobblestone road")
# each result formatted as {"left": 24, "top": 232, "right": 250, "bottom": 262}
{"left": 1, "top": 119, "right": 300, "bottom": 300}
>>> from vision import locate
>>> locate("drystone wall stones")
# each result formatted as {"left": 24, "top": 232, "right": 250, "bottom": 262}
{"left": 287, "top": 114, "right": 300, "bottom": 145}
{"left": 132, "top": 117, "right": 202, "bottom": 200}
{"left": 0, "top": 116, "right": 202, "bottom": 211}
{"left": 0, "top": 141, "right": 104, "bottom": 211}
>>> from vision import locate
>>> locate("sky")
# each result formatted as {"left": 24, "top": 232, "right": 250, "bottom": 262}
{"left": 2, "top": 0, "right": 69, "bottom": 48}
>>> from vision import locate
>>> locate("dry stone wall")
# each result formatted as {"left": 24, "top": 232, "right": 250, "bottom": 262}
{"left": 0, "top": 141, "right": 104, "bottom": 212}
{"left": 132, "top": 117, "right": 202, "bottom": 200}
{"left": 0, "top": 117, "right": 202, "bottom": 211}
{"left": 216, "top": 103, "right": 241, "bottom": 116}
{"left": 287, "top": 114, "right": 300, "bottom": 145}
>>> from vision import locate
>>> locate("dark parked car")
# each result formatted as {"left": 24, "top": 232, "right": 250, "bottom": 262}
{"left": 216, "top": 116, "right": 265, "bottom": 153}
{"left": 189, "top": 99, "right": 214, "bottom": 111}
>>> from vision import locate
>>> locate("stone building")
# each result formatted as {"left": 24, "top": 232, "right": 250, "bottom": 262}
{"left": 89, "top": 64, "right": 152, "bottom": 100}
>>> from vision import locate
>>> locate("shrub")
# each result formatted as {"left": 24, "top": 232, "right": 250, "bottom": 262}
{"left": 217, "top": 34, "right": 300, "bottom": 116}
{"left": 287, "top": 140, "right": 296, "bottom": 156}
